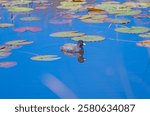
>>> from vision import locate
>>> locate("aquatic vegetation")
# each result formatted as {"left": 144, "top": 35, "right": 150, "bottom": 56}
{"left": 20, "top": 17, "right": 40, "bottom": 21}
{"left": 0, "top": 62, "right": 17, "bottom": 68}
{"left": 31, "top": 55, "right": 61, "bottom": 61}
{"left": 5, "top": 40, "right": 33, "bottom": 46}
{"left": 139, "top": 33, "right": 150, "bottom": 38}
{"left": 105, "top": 18, "right": 130, "bottom": 24}
{"left": 133, "top": 14, "right": 150, "bottom": 18}
{"left": 50, "top": 31, "right": 85, "bottom": 37}
{"left": 0, "top": 52, "right": 11, "bottom": 58}
{"left": 115, "top": 26, "right": 150, "bottom": 34}
{"left": 136, "top": 40, "right": 150, "bottom": 48}
{"left": 14, "top": 27, "right": 42, "bottom": 32}
{"left": 72, "top": 35, "right": 105, "bottom": 42}
{"left": 7, "top": 6, "right": 33, "bottom": 13}
{"left": 0, "top": 23, "right": 14, "bottom": 28}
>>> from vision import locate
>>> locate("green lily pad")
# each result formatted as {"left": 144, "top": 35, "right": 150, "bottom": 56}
{"left": 81, "top": 18, "right": 104, "bottom": 23}
{"left": 5, "top": 40, "right": 33, "bottom": 46}
{"left": 139, "top": 33, "right": 150, "bottom": 38}
{"left": 50, "top": 31, "right": 85, "bottom": 37}
{"left": 72, "top": 35, "right": 105, "bottom": 42}
{"left": 115, "top": 26, "right": 150, "bottom": 34}
{"left": 20, "top": 17, "right": 40, "bottom": 21}
{"left": 105, "top": 18, "right": 130, "bottom": 24}
{"left": 31, "top": 55, "right": 61, "bottom": 61}
{"left": 0, "top": 23, "right": 14, "bottom": 28}
{"left": 7, "top": 6, "right": 33, "bottom": 12}
{"left": 116, "top": 10, "right": 141, "bottom": 16}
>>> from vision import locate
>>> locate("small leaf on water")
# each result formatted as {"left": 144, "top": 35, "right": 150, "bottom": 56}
{"left": 115, "top": 26, "right": 150, "bottom": 34}
{"left": 31, "top": 55, "right": 61, "bottom": 61}
{"left": 50, "top": 31, "right": 85, "bottom": 37}
{"left": 20, "top": 17, "right": 40, "bottom": 21}
{"left": 136, "top": 40, "right": 150, "bottom": 48}
{"left": 14, "top": 27, "right": 42, "bottom": 32}
{"left": 5, "top": 40, "right": 33, "bottom": 46}
{"left": 139, "top": 33, "right": 150, "bottom": 38}
{"left": 0, "top": 61, "right": 17, "bottom": 68}
{"left": 0, "top": 23, "right": 14, "bottom": 28}
{"left": 72, "top": 35, "right": 105, "bottom": 42}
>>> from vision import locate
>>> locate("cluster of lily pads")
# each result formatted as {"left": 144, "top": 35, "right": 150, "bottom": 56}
{"left": 0, "top": 40, "right": 33, "bottom": 68}
{"left": 49, "top": 0, "right": 150, "bottom": 46}
{"left": 0, "top": 0, "right": 150, "bottom": 68}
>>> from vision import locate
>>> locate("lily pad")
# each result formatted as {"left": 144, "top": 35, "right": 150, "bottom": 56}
{"left": 81, "top": 18, "right": 104, "bottom": 23}
{"left": 105, "top": 18, "right": 130, "bottom": 24}
{"left": 14, "top": 27, "right": 42, "bottom": 32}
{"left": 20, "top": 17, "right": 40, "bottom": 21}
{"left": 0, "top": 61, "right": 17, "bottom": 68}
{"left": 72, "top": 35, "right": 105, "bottom": 42}
{"left": 5, "top": 40, "right": 33, "bottom": 46}
{"left": 50, "top": 31, "right": 85, "bottom": 37}
{"left": 139, "top": 33, "right": 150, "bottom": 38}
{"left": 31, "top": 55, "right": 61, "bottom": 61}
{"left": 0, "top": 45, "right": 11, "bottom": 52}
{"left": 0, "top": 51, "right": 11, "bottom": 57}
{"left": 7, "top": 6, "right": 33, "bottom": 13}
{"left": 115, "top": 10, "right": 141, "bottom": 16}
{"left": 136, "top": 40, "right": 150, "bottom": 48}
{"left": 0, "top": 23, "right": 14, "bottom": 28}
{"left": 115, "top": 26, "right": 150, "bottom": 34}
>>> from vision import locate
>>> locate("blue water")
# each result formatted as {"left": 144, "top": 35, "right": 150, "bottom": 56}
{"left": 0, "top": 0, "right": 150, "bottom": 99}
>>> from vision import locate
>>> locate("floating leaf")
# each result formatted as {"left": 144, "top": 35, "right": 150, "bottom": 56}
{"left": 35, "top": 6, "right": 48, "bottom": 10}
{"left": 0, "top": 62, "right": 17, "bottom": 68}
{"left": 116, "top": 10, "right": 141, "bottom": 16}
{"left": 133, "top": 14, "right": 150, "bottom": 18}
{"left": 0, "top": 23, "right": 14, "bottom": 28}
{"left": 5, "top": 40, "right": 33, "bottom": 46}
{"left": 50, "top": 31, "right": 85, "bottom": 37}
{"left": 136, "top": 40, "right": 150, "bottom": 48}
{"left": 87, "top": 7, "right": 105, "bottom": 13}
{"left": 0, "top": 45, "right": 11, "bottom": 52}
{"left": 81, "top": 18, "right": 104, "bottom": 23}
{"left": 72, "top": 35, "right": 105, "bottom": 42}
{"left": 139, "top": 33, "right": 150, "bottom": 38}
{"left": 14, "top": 27, "right": 42, "bottom": 32}
{"left": 31, "top": 55, "right": 61, "bottom": 61}
{"left": 80, "top": 14, "right": 107, "bottom": 23}
{"left": 0, "top": 51, "right": 11, "bottom": 58}
{"left": 105, "top": 18, "right": 130, "bottom": 24}
{"left": 115, "top": 26, "right": 150, "bottom": 34}
{"left": 20, "top": 17, "right": 40, "bottom": 21}
{"left": 7, "top": 6, "right": 33, "bottom": 12}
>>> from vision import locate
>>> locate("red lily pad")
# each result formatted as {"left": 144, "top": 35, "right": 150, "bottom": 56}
{"left": 35, "top": 6, "right": 48, "bottom": 10}
{"left": 14, "top": 27, "right": 42, "bottom": 32}
{"left": 0, "top": 62, "right": 17, "bottom": 68}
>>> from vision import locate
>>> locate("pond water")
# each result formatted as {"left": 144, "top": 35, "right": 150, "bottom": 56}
{"left": 0, "top": 0, "right": 150, "bottom": 99}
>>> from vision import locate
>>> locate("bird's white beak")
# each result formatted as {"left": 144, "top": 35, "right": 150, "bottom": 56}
{"left": 83, "top": 43, "right": 86, "bottom": 46}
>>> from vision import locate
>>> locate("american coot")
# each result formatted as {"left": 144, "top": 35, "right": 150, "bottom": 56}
{"left": 60, "top": 40, "right": 85, "bottom": 63}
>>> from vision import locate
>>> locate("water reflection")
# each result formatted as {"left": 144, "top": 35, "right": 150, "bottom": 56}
{"left": 43, "top": 74, "right": 78, "bottom": 99}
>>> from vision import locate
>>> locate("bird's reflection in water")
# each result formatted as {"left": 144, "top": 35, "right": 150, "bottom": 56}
{"left": 63, "top": 51, "right": 85, "bottom": 63}
{"left": 60, "top": 40, "right": 85, "bottom": 63}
